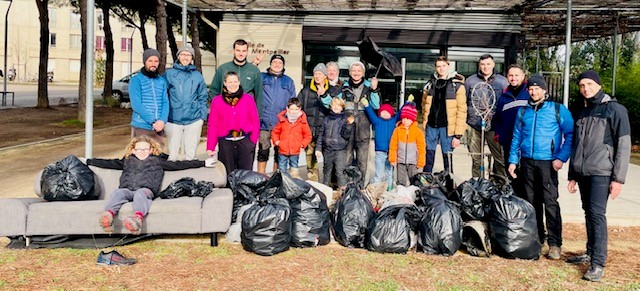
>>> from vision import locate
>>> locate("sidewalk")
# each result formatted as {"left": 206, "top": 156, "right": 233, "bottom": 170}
{"left": 1, "top": 129, "right": 638, "bottom": 226}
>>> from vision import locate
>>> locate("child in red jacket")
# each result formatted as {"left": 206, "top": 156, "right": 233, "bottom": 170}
{"left": 271, "top": 98, "right": 312, "bottom": 177}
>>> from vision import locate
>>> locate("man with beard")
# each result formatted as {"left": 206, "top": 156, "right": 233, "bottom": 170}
{"left": 209, "top": 39, "right": 263, "bottom": 114}
{"left": 129, "top": 48, "right": 169, "bottom": 147}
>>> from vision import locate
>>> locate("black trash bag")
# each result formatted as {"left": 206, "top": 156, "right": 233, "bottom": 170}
{"left": 41, "top": 155, "right": 98, "bottom": 201}
{"left": 331, "top": 172, "right": 375, "bottom": 248}
{"left": 278, "top": 171, "right": 331, "bottom": 247}
{"left": 194, "top": 181, "right": 215, "bottom": 197}
{"left": 228, "top": 170, "right": 268, "bottom": 222}
{"left": 489, "top": 193, "right": 541, "bottom": 260}
{"left": 159, "top": 177, "right": 197, "bottom": 199}
{"left": 411, "top": 171, "right": 455, "bottom": 197}
{"left": 453, "top": 178, "right": 499, "bottom": 221}
{"left": 343, "top": 166, "right": 363, "bottom": 185}
{"left": 241, "top": 197, "right": 291, "bottom": 256}
{"left": 411, "top": 172, "right": 435, "bottom": 188}
{"left": 365, "top": 204, "right": 421, "bottom": 253}
{"left": 418, "top": 187, "right": 463, "bottom": 256}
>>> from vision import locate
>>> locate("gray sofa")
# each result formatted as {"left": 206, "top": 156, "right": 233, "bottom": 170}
{"left": 0, "top": 162, "right": 232, "bottom": 247}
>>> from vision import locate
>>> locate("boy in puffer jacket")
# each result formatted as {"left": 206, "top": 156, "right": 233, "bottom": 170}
{"left": 389, "top": 103, "right": 426, "bottom": 186}
{"left": 315, "top": 97, "right": 355, "bottom": 188}
{"left": 271, "top": 98, "right": 312, "bottom": 178}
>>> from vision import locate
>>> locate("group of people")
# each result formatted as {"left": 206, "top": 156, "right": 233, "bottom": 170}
{"left": 103, "top": 38, "right": 629, "bottom": 282}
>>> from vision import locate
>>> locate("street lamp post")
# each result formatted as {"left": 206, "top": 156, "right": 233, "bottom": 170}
{"left": 2, "top": 0, "right": 13, "bottom": 107}
{"left": 126, "top": 24, "right": 135, "bottom": 75}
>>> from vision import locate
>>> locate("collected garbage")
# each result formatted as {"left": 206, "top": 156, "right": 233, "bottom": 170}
{"left": 241, "top": 196, "right": 292, "bottom": 256}
{"left": 453, "top": 178, "right": 499, "bottom": 221}
{"left": 489, "top": 193, "right": 541, "bottom": 260}
{"left": 331, "top": 167, "right": 375, "bottom": 248}
{"left": 417, "top": 187, "right": 463, "bottom": 256}
{"left": 158, "top": 177, "right": 215, "bottom": 199}
{"left": 365, "top": 204, "right": 421, "bottom": 254}
{"left": 41, "top": 155, "right": 99, "bottom": 201}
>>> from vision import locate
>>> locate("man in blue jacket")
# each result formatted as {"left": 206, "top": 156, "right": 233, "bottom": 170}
{"left": 164, "top": 46, "right": 209, "bottom": 161}
{"left": 129, "top": 48, "right": 169, "bottom": 147}
{"left": 507, "top": 74, "right": 574, "bottom": 261}
{"left": 256, "top": 54, "right": 296, "bottom": 174}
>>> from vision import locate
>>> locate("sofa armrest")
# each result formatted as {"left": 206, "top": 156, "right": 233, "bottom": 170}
{"left": 0, "top": 198, "right": 45, "bottom": 237}
{"left": 201, "top": 188, "right": 233, "bottom": 233}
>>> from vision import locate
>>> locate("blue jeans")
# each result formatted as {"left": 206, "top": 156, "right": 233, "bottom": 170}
{"left": 371, "top": 151, "right": 393, "bottom": 186}
{"left": 278, "top": 154, "right": 299, "bottom": 172}
{"left": 424, "top": 126, "right": 452, "bottom": 173}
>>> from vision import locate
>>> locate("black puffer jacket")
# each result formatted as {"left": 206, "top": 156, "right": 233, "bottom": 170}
{"left": 87, "top": 155, "right": 204, "bottom": 197}
{"left": 298, "top": 80, "right": 341, "bottom": 136}
{"left": 316, "top": 111, "right": 354, "bottom": 152}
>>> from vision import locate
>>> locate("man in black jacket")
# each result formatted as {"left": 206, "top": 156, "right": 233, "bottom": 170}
{"left": 567, "top": 70, "right": 631, "bottom": 282}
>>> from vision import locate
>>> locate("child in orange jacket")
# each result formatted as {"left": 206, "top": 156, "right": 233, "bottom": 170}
{"left": 271, "top": 98, "right": 312, "bottom": 177}
{"left": 389, "top": 103, "right": 426, "bottom": 186}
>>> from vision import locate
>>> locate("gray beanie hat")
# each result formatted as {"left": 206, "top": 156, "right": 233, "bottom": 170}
{"left": 143, "top": 48, "right": 161, "bottom": 63}
{"left": 313, "top": 63, "right": 328, "bottom": 77}
{"left": 177, "top": 46, "right": 195, "bottom": 57}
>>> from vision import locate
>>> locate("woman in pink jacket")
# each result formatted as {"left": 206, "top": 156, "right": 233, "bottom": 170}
{"left": 207, "top": 71, "right": 260, "bottom": 174}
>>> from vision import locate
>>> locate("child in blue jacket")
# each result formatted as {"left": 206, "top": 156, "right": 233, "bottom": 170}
{"left": 363, "top": 100, "right": 399, "bottom": 188}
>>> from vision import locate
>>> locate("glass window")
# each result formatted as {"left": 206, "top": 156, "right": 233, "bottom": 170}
{"left": 48, "top": 8, "right": 56, "bottom": 28}
{"left": 96, "top": 36, "right": 105, "bottom": 50}
{"left": 50, "top": 33, "right": 56, "bottom": 47}
{"left": 121, "top": 38, "right": 132, "bottom": 52}
{"left": 70, "top": 60, "right": 80, "bottom": 73}
{"left": 70, "top": 13, "right": 81, "bottom": 30}
{"left": 70, "top": 34, "right": 81, "bottom": 49}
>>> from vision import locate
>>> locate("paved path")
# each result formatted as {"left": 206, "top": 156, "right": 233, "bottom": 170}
{"left": 1, "top": 129, "right": 638, "bottom": 226}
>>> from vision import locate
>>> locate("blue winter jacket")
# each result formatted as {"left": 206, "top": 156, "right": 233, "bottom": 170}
{"left": 364, "top": 105, "right": 399, "bottom": 152}
{"left": 164, "top": 63, "right": 209, "bottom": 125}
{"left": 260, "top": 70, "right": 296, "bottom": 130}
{"left": 509, "top": 99, "right": 574, "bottom": 164}
{"left": 129, "top": 71, "right": 169, "bottom": 130}
{"left": 493, "top": 85, "right": 530, "bottom": 147}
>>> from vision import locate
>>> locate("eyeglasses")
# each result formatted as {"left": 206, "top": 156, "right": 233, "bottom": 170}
{"left": 134, "top": 148, "right": 151, "bottom": 152}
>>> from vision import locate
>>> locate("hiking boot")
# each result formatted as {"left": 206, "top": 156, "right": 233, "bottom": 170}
{"left": 547, "top": 246, "right": 561, "bottom": 260}
{"left": 566, "top": 253, "right": 591, "bottom": 264}
{"left": 99, "top": 211, "right": 114, "bottom": 233}
{"left": 124, "top": 215, "right": 143, "bottom": 235}
{"left": 582, "top": 265, "right": 605, "bottom": 282}
{"left": 97, "top": 250, "right": 136, "bottom": 266}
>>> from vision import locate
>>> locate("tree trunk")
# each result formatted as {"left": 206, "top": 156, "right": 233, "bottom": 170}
{"left": 35, "top": 0, "right": 50, "bottom": 109}
{"left": 102, "top": 0, "right": 114, "bottom": 100}
{"left": 154, "top": 0, "right": 168, "bottom": 74}
{"left": 78, "top": 0, "right": 87, "bottom": 121}
{"left": 166, "top": 15, "right": 178, "bottom": 65}
{"left": 139, "top": 17, "right": 149, "bottom": 50}
{"left": 189, "top": 12, "right": 202, "bottom": 71}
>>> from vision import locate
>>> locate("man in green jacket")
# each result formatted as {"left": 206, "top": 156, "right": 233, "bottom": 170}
{"left": 209, "top": 39, "right": 263, "bottom": 115}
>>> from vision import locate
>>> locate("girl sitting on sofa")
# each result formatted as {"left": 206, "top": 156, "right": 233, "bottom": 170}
{"left": 86, "top": 135, "right": 206, "bottom": 235}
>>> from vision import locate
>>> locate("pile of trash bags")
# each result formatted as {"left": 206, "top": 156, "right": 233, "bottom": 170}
{"left": 228, "top": 169, "right": 330, "bottom": 256}
{"left": 40, "top": 155, "right": 99, "bottom": 201}
{"left": 159, "top": 178, "right": 215, "bottom": 199}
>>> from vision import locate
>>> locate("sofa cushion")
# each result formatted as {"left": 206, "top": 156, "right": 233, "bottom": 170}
{"left": 0, "top": 198, "right": 45, "bottom": 237}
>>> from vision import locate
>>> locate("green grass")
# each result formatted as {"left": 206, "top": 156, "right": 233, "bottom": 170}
{"left": 61, "top": 119, "right": 84, "bottom": 126}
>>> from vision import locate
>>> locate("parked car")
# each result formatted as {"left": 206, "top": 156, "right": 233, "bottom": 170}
{"left": 102, "top": 71, "right": 138, "bottom": 102}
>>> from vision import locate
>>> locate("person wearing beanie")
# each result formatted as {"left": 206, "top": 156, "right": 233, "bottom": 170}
{"left": 389, "top": 102, "right": 426, "bottom": 186}
{"left": 325, "top": 60, "right": 380, "bottom": 186}
{"left": 566, "top": 70, "right": 630, "bottom": 282}
{"left": 209, "top": 39, "right": 263, "bottom": 115}
{"left": 493, "top": 64, "right": 530, "bottom": 199}
{"left": 362, "top": 98, "right": 402, "bottom": 188}
{"left": 298, "top": 63, "right": 342, "bottom": 182}
{"left": 163, "top": 45, "right": 209, "bottom": 161}
{"left": 508, "top": 73, "right": 574, "bottom": 262}
{"left": 465, "top": 54, "right": 509, "bottom": 179}
{"left": 422, "top": 56, "right": 467, "bottom": 173}
{"left": 256, "top": 53, "right": 296, "bottom": 174}
{"left": 128, "top": 48, "right": 169, "bottom": 147}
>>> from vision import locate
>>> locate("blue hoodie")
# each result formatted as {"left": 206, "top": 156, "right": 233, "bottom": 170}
{"left": 164, "top": 62, "right": 209, "bottom": 125}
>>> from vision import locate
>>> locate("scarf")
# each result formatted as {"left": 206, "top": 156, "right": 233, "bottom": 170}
{"left": 287, "top": 111, "right": 302, "bottom": 124}
{"left": 508, "top": 83, "right": 524, "bottom": 97}
{"left": 141, "top": 66, "right": 159, "bottom": 78}
{"left": 223, "top": 86, "right": 244, "bottom": 106}
{"left": 348, "top": 78, "right": 364, "bottom": 89}
{"left": 528, "top": 96, "right": 545, "bottom": 107}
{"left": 310, "top": 79, "right": 329, "bottom": 93}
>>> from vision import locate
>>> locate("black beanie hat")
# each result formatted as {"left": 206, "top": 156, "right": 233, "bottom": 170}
{"left": 270, "top": 54, "right": 285, "bottom": 66}
{"left": 577, "top": 70, "right": 601, "bottom": 85}
{"left": 527, "top": 74, "right": 547, "bottom": 91}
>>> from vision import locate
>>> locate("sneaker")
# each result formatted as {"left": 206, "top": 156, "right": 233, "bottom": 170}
{"left": 566, "top": 253, "right": 591, "bottom": 264}
{"left": 124, "top": 215, "right": 143, "bottom": 235}
{"left": 99, "top": 211, "right": 114, "bottom": 233}
{"left": 97, "top": 250, "right": 136, "bottom": 266}
{"left": 547, "top": 246, "right": 561, "bottom": 260}
{"left": 582, "top": 265, "right": 605, "bottom": 282}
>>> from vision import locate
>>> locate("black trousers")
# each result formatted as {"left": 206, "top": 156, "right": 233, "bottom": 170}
{"left": 576, "top": 175, "right": 611, "bottom": 267}
{"left": 218, "top": 137, "right": 255, "bottom": 176}
{"left": 520, "top": 158, "right": 562, "bottom": 247}
{"left": 323, "top": 150, "right": 347, "bottom": 187}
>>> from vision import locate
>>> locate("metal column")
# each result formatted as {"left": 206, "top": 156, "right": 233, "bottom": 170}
{"left": 562, "top": 0, "right": 572, "bottom": 107}
{"left": 85, "top": 0, "right": 95, "bottom": 158}
{"left": 612, "top": 20, "right": 619, "bottom": 96}
{"left": 2, "top": 0, "right": 13, "bottom": 107}
{"left": 182, "top": 0, "right": 187, "bottom": 45}
{"left": 399, "top": 58, "right": 406, "bottom": 108}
